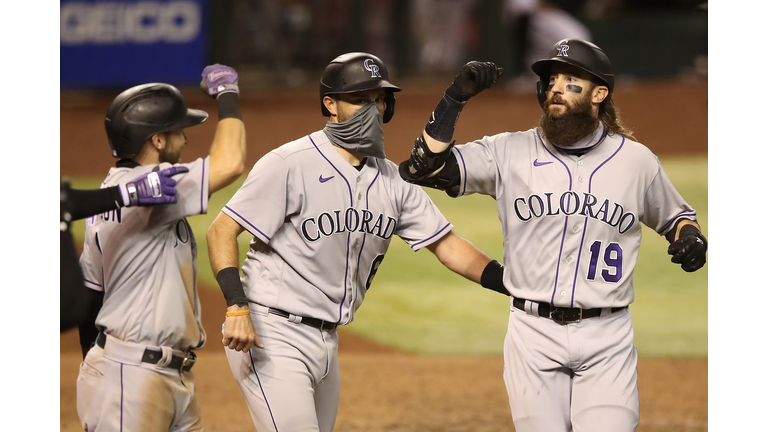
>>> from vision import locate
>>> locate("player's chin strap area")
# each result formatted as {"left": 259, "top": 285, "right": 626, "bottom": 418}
{"left": 512, "top": 297, "right": 627, "bottom": 325}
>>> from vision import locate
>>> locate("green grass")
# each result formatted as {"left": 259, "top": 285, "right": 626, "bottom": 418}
{"left": 68, "top": 155, "right": 707, "bottom": 358}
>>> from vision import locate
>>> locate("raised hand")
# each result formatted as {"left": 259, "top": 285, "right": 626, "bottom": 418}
{"left": 447, "top": 61, "right": 504, "bottom": 102}
{"left": 201, "top": 64, "right": 239, "bottom": 98}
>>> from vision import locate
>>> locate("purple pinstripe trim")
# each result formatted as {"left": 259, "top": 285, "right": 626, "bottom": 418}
{"left": 412, "top": 223, "right": 452, "bottom": 248}
{"left": 354, "top": 160, "right": 381, "bottom": 297}
{"left": 570, "top": 136, "right": 626, "bottom": 307}
{"left": 84, "top": 278, "right": 102, "bottom": 288}
{"left": 537, "top": 130, "right": 573, "bottom": 304}
{"left": 366, "top": 160, "right": 381, "bottom": 208}
{"left": 308, "top": 135, "right": 353, "bottom": 323}
{"left": 660, "top": 212, "right": 698, "bottom": 233}
{"left": 454, "top": 147, "right": 468, "bottom": 195}
{"left": 200, "top": 160, "right": 207, "bottom": 213}
{"left": 224, "top": 205, "right": 271, "bottom": 241}
{"left": 249, "top": 351, "right": 279, "bottom": 432}
{"left": 120, "top": 363, "right": 124, "bottom": 432}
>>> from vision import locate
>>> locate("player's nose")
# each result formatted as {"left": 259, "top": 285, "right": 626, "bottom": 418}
{"left": 550, "top": 78, "right": 566, "bottom": 94}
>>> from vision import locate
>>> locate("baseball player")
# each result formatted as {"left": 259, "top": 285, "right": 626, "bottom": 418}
{"left": 61, "top": 168, "right": 188, "bottom": 332}
{"left": 76, "top": 64, "right": 246, "bottom": 432}
{"left": 398, "top": 39, "right": 707, "bottom": 432}
{"left": 205, "top": 52, "right": 506, "bottom": 432}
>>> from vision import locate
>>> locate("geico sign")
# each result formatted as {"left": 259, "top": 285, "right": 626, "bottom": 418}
{"left": 61, "top": 1, "right": 201, "bottom": 44}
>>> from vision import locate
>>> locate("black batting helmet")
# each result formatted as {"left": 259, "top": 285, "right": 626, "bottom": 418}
{"left": 531, "top": 38, "right": 614, "bottom": 106}
{"left": 105, "top": 83, "right": 208, "bottom": 159}
{"left": 319, "top": 52, "right": 401, "bottom": 123}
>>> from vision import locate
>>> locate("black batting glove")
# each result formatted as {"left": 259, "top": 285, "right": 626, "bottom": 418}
{"left": 446, "top": 61, "right": 504, "bottom": 102}
{"left": 667, "top": 224, "right": 707, "bottom": 272}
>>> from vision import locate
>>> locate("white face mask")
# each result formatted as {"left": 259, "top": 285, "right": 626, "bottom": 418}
{"left": 323, "top": 102, "right": 386, "bottom": 159}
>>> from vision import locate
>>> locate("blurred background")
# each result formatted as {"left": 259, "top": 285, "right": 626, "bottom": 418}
{"left": 61, "top": 0, "right": 708, "bottom": 91}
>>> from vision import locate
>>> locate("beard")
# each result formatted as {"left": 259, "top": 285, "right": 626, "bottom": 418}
{"left": 159, "top": 145, "right": 182, "bottom": 164}
{"left": 539, "top": 93, "right": 599, "bottom": 147}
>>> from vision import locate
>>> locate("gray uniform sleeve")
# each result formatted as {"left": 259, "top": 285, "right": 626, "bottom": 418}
{"left": 223, "top": 152, "right": 289, "bottom": 242}
{"left": 150, "top": 158, "right": 211, "bottom": 226}
{"left": 79, "top": 230, "right": 103, "bottom": 292}
{"left": 452, "top": 135, "right": 504, "bottom": 198}
{"left": 642, "top": 157, "right": 697, "bottom": 236}
{"left": 395, "top": 182, "right": 453, "bottom": 251}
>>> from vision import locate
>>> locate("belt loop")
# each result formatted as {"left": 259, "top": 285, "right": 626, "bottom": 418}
{"left": 155, "top": 346, "right": 174, "bottom": 369}
{"left": 287, "top": 314, "right": 302, "bottom": 324}
{"left": 524, "top": 300, "right": 538, "bottom": 317}
{"left": 600, "top": 307, "right": 611, "bottom": 318}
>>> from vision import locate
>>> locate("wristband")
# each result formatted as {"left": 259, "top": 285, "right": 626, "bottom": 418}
{"left": 216, "top": 267, "right": 248, "bottom": 307}
{"left": 226, "top": 310, "right": 250, "bottom": 317}
{"left": 480, "top": 260, "right": 509, "bottom": 296}
{"left": 217, "top": 92, "right": 242, "bottom": 120}
{"left": 424, "top": 92, "right": 467, "bottom": 143}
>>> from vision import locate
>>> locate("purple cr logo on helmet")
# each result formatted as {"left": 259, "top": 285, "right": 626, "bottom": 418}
{"left": 319, "top": 52, "right": 401, "bottom": 123}
{"left": 531, "top": 38, "right": 614, "bottom": 107}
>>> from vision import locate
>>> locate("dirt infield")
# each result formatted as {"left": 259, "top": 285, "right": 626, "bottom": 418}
{"left": 60, "top": 285, "right": 707, "bottom": 432}
{"left": 60, "top": 78, "right": 707, "bottom": 431}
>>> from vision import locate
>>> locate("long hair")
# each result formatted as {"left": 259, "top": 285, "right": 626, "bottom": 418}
{"left": 598, "top": 95, "right": 636, "bottom": 141}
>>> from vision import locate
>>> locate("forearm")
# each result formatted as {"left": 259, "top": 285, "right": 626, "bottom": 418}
{"left": 673, "top": 219, "right": 701, "bottom": 242}
{"left": 665, "top": 218, "right": 702, "bottom": 243}
{"left": 427, "top": 232, "right": 491, "bottom": 284}
{"left": 208, "top": 94, "right": 246, "bottom": 194}
{"left": 67, "top": 187, "right": 124, "bottom": 220}
{"left": 207, "top": 212, "right": 250, "bottom": 308}
{"left": 206, "top": 212, "right": 243, "bottom": 275}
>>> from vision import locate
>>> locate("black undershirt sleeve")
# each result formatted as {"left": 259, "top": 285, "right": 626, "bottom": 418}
{"left": 67, "top": 187, "right": 124, "bottom": 221}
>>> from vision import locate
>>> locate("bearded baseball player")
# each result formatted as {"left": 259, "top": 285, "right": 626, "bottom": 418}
{"left": 76, "top": 64, "right": 246, "bottom": 432}
{"left": 398, "top": 38, "right": 707, "bottom": 432}
{"left": 206, "top": 52, "right": 506, "bottom": 432}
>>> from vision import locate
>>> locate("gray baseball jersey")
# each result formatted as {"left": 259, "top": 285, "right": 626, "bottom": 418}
{"left": 452, "top": 126, "right": 696, "bottom": 308}
{"left": 79, "top": 158, "right": 210, "bottom": 351}
{"left": 223, "top": 130, "right": 453, "bottom": 324}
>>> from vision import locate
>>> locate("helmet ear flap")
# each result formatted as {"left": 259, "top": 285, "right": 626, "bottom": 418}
{"left": 383, "top": 91, "right": 396, "bottom": 123}
{"left": 536, "top": 79, "right": 548, "bottom": 107}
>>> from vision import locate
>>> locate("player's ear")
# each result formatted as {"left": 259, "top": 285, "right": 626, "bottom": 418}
{"left": 591, "top": 85, "right": 609, "bottom": 104}
{"left": 150, "top": 133, "right": 166, "bottom": 150}
{"left": 323, "top": 96, "right": 339, "bottom": 121}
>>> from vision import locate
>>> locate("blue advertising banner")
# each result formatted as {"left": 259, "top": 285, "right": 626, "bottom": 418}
{"left": 61, "top": 0, "right": 207, "bottom": 89}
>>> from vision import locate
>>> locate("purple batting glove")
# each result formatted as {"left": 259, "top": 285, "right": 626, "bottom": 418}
{"left": 201, "top": 64, "right": 239, "bottom": 98}
{"left": 120, "top": 166, "right": 190, "bottom": 207}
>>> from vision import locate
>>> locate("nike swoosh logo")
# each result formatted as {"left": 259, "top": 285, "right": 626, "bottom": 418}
{"left": 428, "top": 112, "right": 435, "bottom": 124}
{"left": 319, "top": 175, "right": 335, "bottom": 183}
{"left": 533, "top": 159, "right": 552, "bottom": 167}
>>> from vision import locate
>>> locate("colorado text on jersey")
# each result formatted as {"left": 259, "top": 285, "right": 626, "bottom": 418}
{"left": 513, "top": 191, "right": 636, "bottom": 234}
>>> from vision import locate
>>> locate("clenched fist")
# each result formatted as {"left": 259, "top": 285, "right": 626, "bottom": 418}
{"left": 446, "top": 61, "right": 504, "bottom": 102}
{"left": 667, "top": 224, "right": 707, "bottom": 272}
{"left": 201, "top": 64, "right": 239, "bottom": 98}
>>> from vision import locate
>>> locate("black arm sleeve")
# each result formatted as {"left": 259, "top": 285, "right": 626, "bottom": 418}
{"left": 480, "top": 260, "right": 509, "bottom": 296}
{"left": 66, "top": 187, "right": 124, "bottom": 221}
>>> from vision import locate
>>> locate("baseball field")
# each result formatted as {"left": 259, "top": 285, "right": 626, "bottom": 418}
{"left": 60, "top": 78, "right": 707, "bottom": 431}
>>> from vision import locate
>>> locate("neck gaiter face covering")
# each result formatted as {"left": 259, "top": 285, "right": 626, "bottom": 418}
{"left": 323, "top": 102, "right": 386, "bottom": 159}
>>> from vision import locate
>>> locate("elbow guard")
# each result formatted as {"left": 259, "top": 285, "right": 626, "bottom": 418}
{"left": 398, "top": 135, "right": 461, "bottom": 194}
